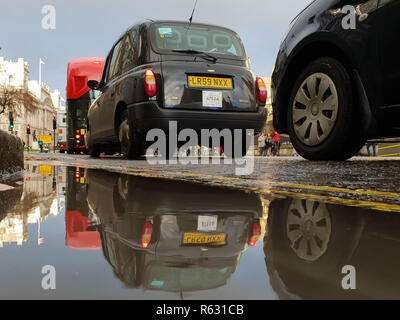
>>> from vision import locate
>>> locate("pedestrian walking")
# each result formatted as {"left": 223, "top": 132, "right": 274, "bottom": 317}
{"left": 271, "top": 130, "right": 281, "bottom": 156}
{"left": 366, "top": 142, "right": 377, "bottom": 157}
{"left": 258, "top": 132, "right": 267, "bottom": 156}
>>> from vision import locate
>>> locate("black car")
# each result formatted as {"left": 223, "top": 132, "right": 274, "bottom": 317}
{"left": 86, "top": 20, "right": 268, "bottom": 159}
{"left": 272, "top": 0, "right": 400, "bottom": 160}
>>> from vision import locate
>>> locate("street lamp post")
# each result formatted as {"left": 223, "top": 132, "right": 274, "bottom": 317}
{"left": 53, "top": 117, "right": 57, "bottom": 153}
{"left": 26, "top": 124, "right": 31, "bottom": 151}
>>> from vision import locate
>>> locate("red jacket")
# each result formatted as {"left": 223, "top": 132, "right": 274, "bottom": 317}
{"left": 271, "top": 131, "right": 280, "bottom": 142}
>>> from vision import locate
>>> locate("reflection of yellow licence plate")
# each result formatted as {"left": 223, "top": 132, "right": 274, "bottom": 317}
{"left": 39, "top": 165, "right": 52, "bottom": 175}
{"left": 188, "top": 76, "right": 232, "bottom": 89}
{"left": 183, "top": 233, "right": 226, "bottom": 245}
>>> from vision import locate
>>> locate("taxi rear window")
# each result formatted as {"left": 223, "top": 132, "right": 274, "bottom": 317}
{"left": 151, "top": 23, "right": 246, "bottom": 59}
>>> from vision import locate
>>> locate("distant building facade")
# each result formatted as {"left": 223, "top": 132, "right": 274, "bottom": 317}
{"left": 0, "top": 57, "right": 64, "bottom": 149}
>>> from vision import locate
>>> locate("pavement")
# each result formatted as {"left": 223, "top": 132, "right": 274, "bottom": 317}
{"left": 25, "top": 152, "right": 400, "bottom": 213}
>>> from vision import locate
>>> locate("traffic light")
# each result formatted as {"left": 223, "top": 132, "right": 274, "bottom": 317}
{"left": 53, "top": 118, "right": 57, "bottom": 130}
{"left": 26, "top": 124, "right": 31, "bottom": 135}
{"left": 9, "top": 112, "right": 14, "bottom": 130}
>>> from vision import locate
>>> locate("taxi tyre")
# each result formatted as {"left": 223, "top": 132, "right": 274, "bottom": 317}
{"left": 119, "top": 110, "right": 144, "bottom": 160}
{"left": 265, "top": 198, "right": 362, "bottom": 281}
{"left": 287, "top": 57, "right": 365, "bottom": 161}
{"left": 88, "top": 143, "right": 100, "bottom": 158}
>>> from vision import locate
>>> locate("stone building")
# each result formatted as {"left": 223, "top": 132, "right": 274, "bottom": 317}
{"left": 0, "top": 57, "right": 64, "bottom": 149}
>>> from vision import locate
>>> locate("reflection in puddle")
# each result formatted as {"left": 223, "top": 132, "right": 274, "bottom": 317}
{"left": 86, "top": 169, "right": 264, "bottom": 292}
{"left": 265, "top": 197, "right": 400, "bottom": 299}
{"left": 1, "top": 165, "right": 400, "bottom": 299}
{"left": 0, "top": 164, "right": 59, "bottom": 247}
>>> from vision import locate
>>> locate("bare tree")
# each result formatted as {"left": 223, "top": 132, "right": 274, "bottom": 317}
{"left": 0, "top": 85, "right": 39, "bottom": 117}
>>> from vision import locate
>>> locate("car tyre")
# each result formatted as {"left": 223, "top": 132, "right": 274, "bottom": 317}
{"left": 287, "top": 57, "right": 365, "bottom": 161}
{"left": 118, "top": 110, "right": 144, "bottom": 160}
{"left": 88, "top": 143, "right": 100, "bottom": 158}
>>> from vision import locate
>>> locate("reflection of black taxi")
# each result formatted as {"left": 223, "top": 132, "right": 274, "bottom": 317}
{"left": 264, "top": 197, "right": 400, "bottom": 299}
{"left": 86, "top": 170, "right": 263, "bottom": 291}
{"left": 86, "top": 20, "right": 268, "bottom": 159}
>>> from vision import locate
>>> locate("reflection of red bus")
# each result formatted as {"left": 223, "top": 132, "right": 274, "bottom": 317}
{"left": 66, "top": 211, "right": 101, "bottom": 250}
{"left": 66, "top": 57, "right": 105, "bottom": 154}
{"left": 65, "top": 167, "right": 101, "bottom": 250}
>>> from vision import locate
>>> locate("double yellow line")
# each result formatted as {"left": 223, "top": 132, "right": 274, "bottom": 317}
{"left": 377, "top": 144, "right": 400, "bottom": 157}
{"left": 76, "top": 162, "right": 400, "bottom": 212}
{"left": 27, "top": 157, "right": 400, "bottom": 213}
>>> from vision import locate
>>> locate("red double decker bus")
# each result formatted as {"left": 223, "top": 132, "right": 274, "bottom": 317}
{"left": 66, "top": 57, "right": 105, "bottom": 154}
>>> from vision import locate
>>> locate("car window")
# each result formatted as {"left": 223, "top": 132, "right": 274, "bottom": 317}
{"left": 108, "top": 40, "right": 123, "bottom": 81}
{"left": 120, "top": 30, "right": 138, "bottom": 74}
{"left": 151, "top": 23, "right": 246, "bottom": 59}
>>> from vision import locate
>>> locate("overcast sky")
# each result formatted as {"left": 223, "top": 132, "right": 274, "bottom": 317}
{"left": 0, "top": 0, "right": 312, "bottom": 99}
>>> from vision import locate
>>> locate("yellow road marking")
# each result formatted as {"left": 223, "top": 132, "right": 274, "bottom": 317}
{"left": 93, "top": 164, "right": 400, "bottom": 200}
{"left": 26, "top": 158, "right": 400, "bottom": 208}
{"left": 378, "top": 153, "right": 400, "bottom": 157}
{"left": 81, "top": 163, "right": 400, "bottom": 213}
{"left": 378, "top": 144, "right": 400, "bottom": 150}
{"left": 273, "top": 190, "right": 400, "bottom": 213}
{"left": 274, "top": 182, "right": 400, "bottom": 199}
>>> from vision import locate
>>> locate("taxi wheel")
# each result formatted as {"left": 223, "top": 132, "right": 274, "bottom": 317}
{"left": 118, "top": 110, "right": 144, "bottom": 160}
{"left": 88, "top": 144, "right": 100, "bottom": 158}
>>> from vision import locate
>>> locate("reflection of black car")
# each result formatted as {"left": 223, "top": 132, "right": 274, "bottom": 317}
{"left": 272, "top": 0, "right": 400, "bottom": 160}
{"left": 86, "top": 170, "right": 263, "bottom": 292}
{"left": 86, "top": 20, "right": 268, "bottom": 159}
{"left": 265, "top": 197, "right": 400, "bottom": 299}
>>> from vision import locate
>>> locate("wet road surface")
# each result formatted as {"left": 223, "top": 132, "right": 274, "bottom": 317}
{"left": 0, "top": 154, "right": 399, "bottom": 299}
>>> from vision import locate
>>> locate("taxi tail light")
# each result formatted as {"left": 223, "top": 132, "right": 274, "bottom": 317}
{"left": 249, "top": 221, "right": 261, "bottom": 247}
{"left": 141, "top": 221, "right": 153, "bottom": 248}
{"left": 144, "top": 69, "right": 157, "bottom": 97}
{"left": 256, "top": 77, "right": 267, "bottom": 103}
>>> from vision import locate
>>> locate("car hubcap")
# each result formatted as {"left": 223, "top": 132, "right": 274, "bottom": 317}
{"left": 286, "top": 199, "right": 331, "bottom": 262}
{"left": 292, "top": 73, "right": 338, "bottom": 146}
{"left": 119, "top": 119, "right": 130, "bottom": 154}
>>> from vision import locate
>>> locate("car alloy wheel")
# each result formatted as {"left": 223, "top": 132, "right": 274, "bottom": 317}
{"left": 286, "top": 199, "right": 331, "bottom": 262}
{"left": 292, "top": 73, "right": 338, "bottom": 146}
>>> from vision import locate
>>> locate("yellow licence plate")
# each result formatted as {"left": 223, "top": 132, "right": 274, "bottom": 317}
{"left": 183, "top": 233, "right": 226, "bottom": 245}
{"left": 188, "top": 76, "right": 232, "bottom": 89}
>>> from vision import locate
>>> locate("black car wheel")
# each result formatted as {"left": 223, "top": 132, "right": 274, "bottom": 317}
{"left": 288, "top": 57, "right": 365, "bottom": 160}
{"left": 118, "top": 110, "right": 144, "bottom": 160}
{"left": 88, "top": 143, "right": 100, "bottom": 158}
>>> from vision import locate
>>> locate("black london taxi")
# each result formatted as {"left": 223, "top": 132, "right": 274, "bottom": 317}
{"left": 86, "top": 20, "right": 268, "bottom": 159}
